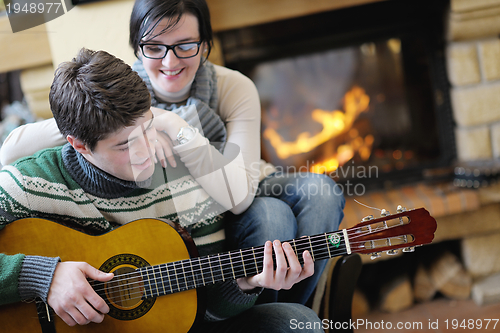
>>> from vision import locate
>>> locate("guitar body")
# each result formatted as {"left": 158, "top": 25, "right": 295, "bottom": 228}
{"left": 0, "top": 218, "right": 202, "bottom": 333}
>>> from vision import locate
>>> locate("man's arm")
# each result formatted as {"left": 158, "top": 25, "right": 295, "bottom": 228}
{"left": 0, "top": 168, "right": 114, "bottom": 326}
{"left": 0, "top": 253, "right": 114, "bottom": 327}
{"left": 0, "top": 253, "right": 25, "bottom": 305}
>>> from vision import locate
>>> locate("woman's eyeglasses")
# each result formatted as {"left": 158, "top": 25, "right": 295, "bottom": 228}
{"left": 139, "top": 41, "right": 202, "bottom": 59}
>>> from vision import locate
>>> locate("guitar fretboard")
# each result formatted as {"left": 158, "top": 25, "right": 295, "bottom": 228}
{"left": 138, "top": 230, "right": 350, "bottom": 298}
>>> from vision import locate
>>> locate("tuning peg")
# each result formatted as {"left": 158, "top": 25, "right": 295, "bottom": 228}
{"left": 386, "top": 249, "right": 399, "bottom": 255}
{"left": 370, "top": 252, "right": 381, "bottom": 260}
{"left": 403, "top": 247, "right": 415, "bottom": 253}
{"left": 362, "top": 215, "right": 374, "bottom": 222}
{"left": 380, "top": 209, "right": 390, "bottom": 217}
{"left": 397, "top": 205, "right": 407, "bottom": 213}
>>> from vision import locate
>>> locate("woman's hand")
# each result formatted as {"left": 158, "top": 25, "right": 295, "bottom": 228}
{"left": 151, "top": 106, "right": 190, "bottom": 168}
{"left": 151, "top": 106, "right": 188, "bottom": 139}
{"left": 47, "top": 262, "right": 114, "bottom": 326}
{"left": 236, "top": 240, "right": 314, "bottom": 291}
{"left": 154, "top": 130, "right": 176, "bottom": 168}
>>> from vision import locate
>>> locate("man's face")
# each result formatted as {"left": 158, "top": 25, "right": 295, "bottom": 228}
{"left": 83, "top": 110, "right": 157, "bottom": 182}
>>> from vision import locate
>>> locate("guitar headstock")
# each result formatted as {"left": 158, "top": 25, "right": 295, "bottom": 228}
{"left": 347, "top": 206, "right": 437, "bottom": 259}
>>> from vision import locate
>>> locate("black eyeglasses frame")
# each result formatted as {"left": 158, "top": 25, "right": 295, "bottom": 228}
{"left": 139, "top": 41, "right": 203, "bottom": 59}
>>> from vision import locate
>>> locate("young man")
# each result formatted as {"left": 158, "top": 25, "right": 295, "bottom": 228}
{"left": 0, "top": 48, "right": 322, "bottom": 332}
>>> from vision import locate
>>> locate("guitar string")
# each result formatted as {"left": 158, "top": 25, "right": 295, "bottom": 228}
{"left": 353, "top": 199, "right": 384, "bottom": 212}
{"left": 90, "top": 238, "right": 354, "bottom": 297}
{"left": 91, "top": 220, "right": 411, "bottom": 295}
{"left": 39, "top": 233, "right": 389, "bottom": 317}
{"left": 76, "top": 235, "right": 415, "bottom": 308}
{"left": 36, "top": 214, "right": 415, "bottom": 318}
{"left": 87, "top": 210, "right": 413, "bottom": 294}
{"left": 91, "top": 226, "right": 411, "bottom": 300}
{"left": 90, "top": 248, "right": 354, "bottom": 305}
{"left": 90, "top": 229, "right": 359, "bottom": 292}
{"left": 91, "top": 232, "right": 411, "bottom": 300}
{"left": 37, "top": 229, "right": 410, "bottom": 313}
{"left": 93, "top": 218, "right": 399, "bottom": 288}
{"left": 32, "top": 244, "right": 351, "bottom": 319}
{"left": 31, "top": 246, "right": 353, "bottom": 317}
{"left": 91, "top": 233, "right": 412, "bottom": 305}
{"left": 91, "top": 246, "right": 347, "bottom": 297}
{"left": 95, "top": 216, "right": 408, "bottom": 290}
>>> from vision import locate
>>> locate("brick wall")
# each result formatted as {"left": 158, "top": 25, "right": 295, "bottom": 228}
{"left": 446, "top": 0, "right": 500, "bottom": 161}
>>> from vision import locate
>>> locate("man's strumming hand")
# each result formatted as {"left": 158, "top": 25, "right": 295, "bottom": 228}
{"left": 47, "top": 262, "right": 114, "bottom": 326}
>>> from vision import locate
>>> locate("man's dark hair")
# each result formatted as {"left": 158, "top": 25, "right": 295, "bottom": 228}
{"left": 129, "top": 0, "right": 213, "bottom": 59}
{"left": 49, "top": 48, "right": 151, "bottom": 151}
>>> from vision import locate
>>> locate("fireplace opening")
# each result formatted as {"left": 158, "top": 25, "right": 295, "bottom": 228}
{"left": 216, "top": 0, "right": 455, "bottom": 191}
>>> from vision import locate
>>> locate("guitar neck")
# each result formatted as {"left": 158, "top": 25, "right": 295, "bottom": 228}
{"left": 138, "top": 230, "right": 350, "bottom": 298}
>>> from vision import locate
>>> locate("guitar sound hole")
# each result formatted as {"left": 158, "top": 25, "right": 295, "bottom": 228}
{"left": 105, "top": 266, "right": 143, "bottom": 309}
{"left": 98, "top": 253, "right": 156, "bottom": 321}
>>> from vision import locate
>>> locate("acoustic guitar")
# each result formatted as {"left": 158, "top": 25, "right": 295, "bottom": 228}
{"left": 0, "top": 206, "right": 437, "bottom": 333}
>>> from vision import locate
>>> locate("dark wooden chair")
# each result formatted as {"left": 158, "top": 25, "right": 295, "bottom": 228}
{"left": 320, "top": 253, "right": 363, "bottom": 333}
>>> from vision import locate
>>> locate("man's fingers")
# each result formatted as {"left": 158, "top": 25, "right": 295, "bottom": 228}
{"left": 80, "top": 264, "right": 112, "bottom": 314}
{"left": 257, "top": 241, "right": 274, "bottom": 286}
{"left": 56, "top": 289, "right": 107, "bottom": 326}
{"left": 53, "top": 308, "right": 78, "bottom": 327}
{"left": 85, "top": 288, "right": 110, "bottom": 315}
{"left": 273, "top": 240, "right": 288, "bottom": 283}
{"left": 300, "top": 250, "right": 315, "bottom": 279}
{"left": 283, "top": 242, "right": 302, "bottom": 276}
{"left": 69, "top": 309, "right": 90, "bottom": 326}
{"left": 76, "top": 300, "right": 106, "bottom": 324}
{"left": 82, "top": 263, "right": 114, "bottom": 282}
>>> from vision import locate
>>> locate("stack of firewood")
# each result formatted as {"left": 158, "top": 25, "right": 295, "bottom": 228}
{"left": 352, "top": 246, "right": 474, "bottom": 315}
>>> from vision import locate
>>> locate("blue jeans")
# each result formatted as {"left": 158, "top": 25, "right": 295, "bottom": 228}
{"left": 225, "top": 172, "right": 345, "bottom": 305}
{"left": 203, "top": 303, "right": 324, "bottom": 333}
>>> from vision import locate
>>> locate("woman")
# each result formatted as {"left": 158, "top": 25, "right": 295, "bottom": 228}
{"left": 1, "top": 0, "right": 344, "bottom": 328}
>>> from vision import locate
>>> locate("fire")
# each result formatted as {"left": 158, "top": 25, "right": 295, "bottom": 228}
{"left": 263, "top": 86, "right": 374, "bottom": 173}
{"left": 310, "top": 135, "right": 374, "bottom": 174}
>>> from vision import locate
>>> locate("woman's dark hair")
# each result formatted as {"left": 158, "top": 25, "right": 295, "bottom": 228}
{"left": 129, "top": 0, "right": 213, "bottom": 59}
{"left": 49, "top": 48, "right": 151, "bottom": 151}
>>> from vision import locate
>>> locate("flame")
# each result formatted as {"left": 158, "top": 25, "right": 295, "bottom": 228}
{"left": 311, "top": 134, "right": 374, "bottom": 174}
{"left": 263, "top": 86, "right": 373, "bottom": 173}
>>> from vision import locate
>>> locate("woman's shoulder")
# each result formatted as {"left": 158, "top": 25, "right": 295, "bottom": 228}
{"left": 213, "top": 64, "right": 259, "bottom": 103}
{"left": 209, "top": 63, "right": 260, "bottom": 119}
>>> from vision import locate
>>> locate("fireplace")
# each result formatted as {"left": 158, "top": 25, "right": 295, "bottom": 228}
{"left": 216, "top": 0, "right": 455, "bottom": 191}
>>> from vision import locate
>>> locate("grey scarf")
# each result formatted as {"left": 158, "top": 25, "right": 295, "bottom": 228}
{"left": 133, "top": 59, "right": 227, "bottom": 151}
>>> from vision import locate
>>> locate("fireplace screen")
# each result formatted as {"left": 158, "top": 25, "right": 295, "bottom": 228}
{"left": 218, "top": 0, "right": 454, "bottom": 189}
{"left": 253, "top": 37, "right": 440, "bottom": 182}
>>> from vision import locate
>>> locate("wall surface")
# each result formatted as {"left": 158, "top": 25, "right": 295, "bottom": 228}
{"left": 447, "top": 0, "right": 500, "bottom": 161}
{"left": 45, "top": 0, "right": 136, "bottom": 67}
{"left": 207, "top": 0, "right": 383, "bottom": 31}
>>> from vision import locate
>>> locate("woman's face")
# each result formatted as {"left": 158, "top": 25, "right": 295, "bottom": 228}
{"left": 141, "top": 14, "right": 204, "bottom": 95}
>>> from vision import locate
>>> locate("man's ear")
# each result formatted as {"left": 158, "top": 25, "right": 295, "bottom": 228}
{"left": 67, "top": 135, "right": 91, "bottom": 155}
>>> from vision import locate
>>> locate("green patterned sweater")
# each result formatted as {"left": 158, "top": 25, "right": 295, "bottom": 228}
{"left": 0, "top": 144, "right": 260, "bottom": 321}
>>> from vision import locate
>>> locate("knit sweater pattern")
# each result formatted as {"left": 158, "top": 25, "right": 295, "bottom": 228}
{"left": 0, "top": 144, "right": 259, "bottom": 321}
